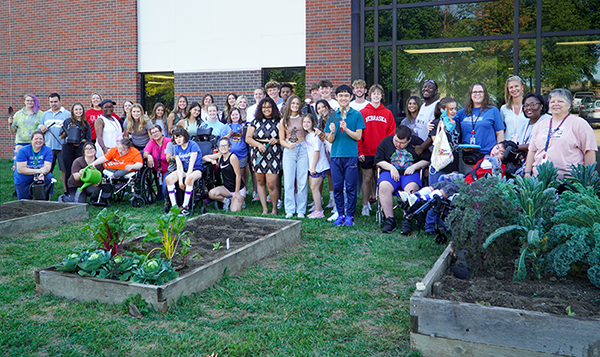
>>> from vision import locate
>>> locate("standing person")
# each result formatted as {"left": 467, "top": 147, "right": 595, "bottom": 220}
{"left": 167, "top": 95, "right": 188, "bottom": 136}
{"left": 178, "top": 101, "right": 202, "bottom": 137}
{"left": 149, "top": 102, "right": 169, "bottom": 138}
{"left": 500, "top": 76, "right": 527, "bottom": 143}
{"left": 246, "top": 87, "right": 266, "bottom": 123}
{"left": 223, "top": 93, "right": 238, "bottom": 123}
{"left": 304, "top": 114, "right": 330, "bottom": 219}
{"left": 13, "top": 131, "right": 54, "bottom": 200}
{"left": 94, "top": 99, "right": 123, "bottom": 158}
{"left": 280, "top": 83, "right": 294, "bottom": 104}
{"left": 165, "top": 127, "right": 205, "bottom": 217}
{"left": 200, "top": 94, "right": 215, "bottom": 121}
{"left": 234, "top": 95, "right": 249, "bottom": 122}
{"left": 525, "top": 88, "right": 597, "bottom": 179}
{"left": 224, "top": 108, "right": 249, "bottom": 191}
{"left": 265, "top": 81, "right": 283, "bottom": 113}
{"left": 455, "top": 82, "right": 505, "bottom": 172}
{"left": 60, "top": 102, "right": 91, "bottom": 192}
{"left": 120, "top": 100, "right": 133, "bottom": 127}
{"left": 39, "top": 93, "right": 70, "bottom": 185}
{"left": 516, "top": 93, "right": 550, "bottom": 152}
{"left": 279, "top": 95, "right": 309, "bottom": 218}
{"left": 358, "top": 84, "right": 396, "bottom": 216}
{"left": 67, "top": 142, "right": 103, "bottom": 203}
{"left": 318, "top": 79, "right": 339, "bottom": 110}
{"left": 199, "top": 103, "right": 229, "bottom": 140}
{"left": 350, "top": 79, "right": 370, "bottom": 111}
{"left": 302, "top": 83, "right": 320, "bottom": 118}
{"left": 85, "top": 93, "right": 103, "bottom": 142}
{"left": 414, "top": 80, "right": 440, "bottom": 153}
{"left": 123, "top": 103, "right": 152, "bottom": 151}
{"left": 245, "top": 97, "right": 282, "bottom": 215}
{"left": 315, "top": 99, "right": 336, "bottom": 211}
{"left": 8, "top": 94, "right": 43, "bottom": 156}
{"left": 427, "top": 97, "right": 461, "bottom": 183}
{"left": 399, "top": 96, "right": 422, "bottom": 133}
{"left": 203, "top": 137, "right": 246, "bottom": 212}
{"left": 325, "top": 85, "right": 365, "bottom": 227}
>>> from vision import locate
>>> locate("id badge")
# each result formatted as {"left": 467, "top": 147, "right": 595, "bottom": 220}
{"left": 541, "top": 156, "right": 548, "bottom": 164}
{"left": 470, "top": 136, "right": 476, "bottom": 145}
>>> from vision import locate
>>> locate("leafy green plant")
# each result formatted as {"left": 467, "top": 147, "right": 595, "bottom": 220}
{"left": 563, "top": 163, "right": 600, "bottom": 195}
{"left": 84, "top": 208, "right": 142, "bottom": 257}
{"left": 447, "top": 176, "right": 519, "bottom": 271}
{"left": 144, "top": 206, "right": 192, "bottom": 267}
{"left": 544, "top": 184, "right": 600, "bottom": 288}
{"left": 535, "top": 161, "right": 561, "bottom": 190}
{"left": 76, "top": 249, "right": 112, "bottom": 277}
{"left": 98, "top": 254, "right": 141, "bottom": 281}
{"left": 484, "top": 175, "right": 557, "bottom": 281}
{"left": 130, "top": 258, "right": 178, "bottom": 285}
{"left": 212, "top": 242, "right": 223, "bottom": 250}
{"left": 121, "top": 293, "right": 150, "bottom": 315}
{"left": 55, "top": 250, "right": 87, "bottom": 272}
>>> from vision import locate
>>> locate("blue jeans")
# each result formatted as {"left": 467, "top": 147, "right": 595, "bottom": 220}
{"left": 282, "top": 142, "right": 309, "bottom": 215}
{"left": 425, "top": 206, "right": 448, "bottom": 233}
{"left": 330, "top": 157, "right": 358, "bottom": 217}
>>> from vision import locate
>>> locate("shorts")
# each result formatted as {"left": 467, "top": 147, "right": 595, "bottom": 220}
{"left": 238, "top": 155, "right": 248, "bottom": 169}
{"left": 360, "top": 155, "right": 375, "bottom": 170}
{"left": 309, "top": 170, "right": 328, "bottom": 179}
{"left": 377, "top": 170, "right": 422, "bottom": 193}
{"left": 227, "top": 186, "right": 247, "bottom": 198}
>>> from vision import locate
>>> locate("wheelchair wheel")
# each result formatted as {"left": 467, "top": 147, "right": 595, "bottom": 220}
{"left": 139, "top": 168, "right": 158, "bottom": 205}
{"left": 131, "top": 196, "right": 145, "bottom": 208}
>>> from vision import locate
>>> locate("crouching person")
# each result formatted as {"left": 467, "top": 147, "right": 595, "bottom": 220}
{"left": 13, "top": 130, "right": 55, "bottom": 200}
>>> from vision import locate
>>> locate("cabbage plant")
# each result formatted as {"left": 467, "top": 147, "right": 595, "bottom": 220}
{"left": 130, "top": 258, "right": 178, "bottom": 285}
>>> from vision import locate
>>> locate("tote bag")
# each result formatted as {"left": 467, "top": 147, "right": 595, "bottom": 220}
{"left": 430, "top": 120, "right": 454, "bottom": 172}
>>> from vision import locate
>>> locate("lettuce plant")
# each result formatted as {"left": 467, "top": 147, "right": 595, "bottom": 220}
{"left": 130, "top": 258, "right": 178, "bottom": 285}
{"left": 144, "top": 206, "right": 192, "bottom": 267}
{"left": 84, "top": 208, "right": 142, "bottom": 257}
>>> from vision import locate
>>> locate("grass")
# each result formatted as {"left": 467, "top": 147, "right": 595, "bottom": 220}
{"left": 0, "top": 159, "right": 444, "bottom": 356}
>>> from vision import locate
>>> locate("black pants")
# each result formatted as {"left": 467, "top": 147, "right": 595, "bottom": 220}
{"left": 62, "top": 144, "right": 83, "bottom": 189}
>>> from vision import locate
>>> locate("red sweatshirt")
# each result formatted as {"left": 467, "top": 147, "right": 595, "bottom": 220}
{"left": 358, "top": 103, "right": 396, "bottom": 157}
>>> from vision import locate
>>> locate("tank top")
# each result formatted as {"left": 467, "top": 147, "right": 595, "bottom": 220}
{"left": 95, "top": 115, "right": 123, "bottom": 158}
{"left": 184, "top": 119, "right": 199, "bottom": 137}
{"left": 285, "top": 115, "right": 305, "bottom": 143}
{"left": 219, "top": 154, "right": 245, "bottom": 192}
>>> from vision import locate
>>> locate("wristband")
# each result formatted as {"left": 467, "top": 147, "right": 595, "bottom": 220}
{"left": 524, "top": 171, "right": 532, "bottom": 175}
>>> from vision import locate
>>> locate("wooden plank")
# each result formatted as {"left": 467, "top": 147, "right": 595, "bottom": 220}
{"left": 411, "top": 332, "right": 566, "bottom": 357}
{"left": 1, "top": 201, "right": 88, "bottom": 237}
{"left": 412, "top": 244, "right": 453, "bottom": 299}
{"left": 411, "top": 296, "right": 600, "bottom": 357}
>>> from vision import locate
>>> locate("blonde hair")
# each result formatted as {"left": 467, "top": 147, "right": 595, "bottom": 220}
{"left": 126, "top": 103, "right": 149, "bottom": 134}
{"left": 504, "top": 76, "right": 526, "bottom": 108}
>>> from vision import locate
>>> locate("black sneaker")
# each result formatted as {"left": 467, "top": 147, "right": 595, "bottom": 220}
{"left": 400, "top": 218, "right": 412, "bottom": 235}
{"left": 381, "top": 217, "right": 397, "bottom": 234}
{"left": 180, "top": 206, "right": 190, "bottom": 217}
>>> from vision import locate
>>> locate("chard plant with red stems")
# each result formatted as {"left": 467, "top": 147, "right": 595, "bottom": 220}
{"left": 84, "top": 208, "right": 142, "bottom": 257}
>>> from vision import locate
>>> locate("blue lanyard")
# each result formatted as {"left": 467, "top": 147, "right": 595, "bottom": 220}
{"left": 543, "top": 115, "right": 568, "bottom": 158}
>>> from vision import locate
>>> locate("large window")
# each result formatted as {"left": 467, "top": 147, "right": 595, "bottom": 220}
{"left": 262, "top": 67, "right": 306, "bottom": 103}
{"left": 359, "top": 0, "right": 600, "bottom": 117}
{"left": 141, "top": 73, "right": 175, "bottom": 116}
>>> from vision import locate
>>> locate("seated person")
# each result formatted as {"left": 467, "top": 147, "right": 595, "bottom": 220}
{"left": 91, "top": 138, "right": 143, "bottom": 178}
{"left": 13, "top": 130, "right": 54, "bottom": 200}
{"left": 375, "top": 125, "right": 430, "bottom": 234}
{"left": 144, "top": 125, "right": 171, "bottom": 200}
{"left": 67, "top": 142, "right": 104, "bottom": 203}
{"left": 165, "top": 127, "right": 205, "bottom": 217}
{"left": 203, "top": 137, "right": 246, "bottom": 212}
{"left": 464, "top": 140, "right": 518, "bottom": 184}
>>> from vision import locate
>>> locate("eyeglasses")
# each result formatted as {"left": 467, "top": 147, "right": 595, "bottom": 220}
{"left": 472, "top": 91, "right": 484, "bottom": 95}
{"left": 219, "top": 144, "right": 229, "bottom": 148}
{"left": 523, "top": 103, "right": 541, "bottom": 109}
{"left": 84, "top": 147, "right": 95, "bottom": 151}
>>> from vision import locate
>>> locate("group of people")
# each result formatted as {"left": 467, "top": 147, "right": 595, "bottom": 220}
{"left": 8, "top": 77, "right": 598, "bottom": 233}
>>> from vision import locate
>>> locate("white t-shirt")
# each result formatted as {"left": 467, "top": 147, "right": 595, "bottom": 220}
{"left": 246, "top": 104, "right": 259, "bottom": 123}
{"left": 516, "top": 113, "right": 550, "bottom": 145}
{"left": 350, "top": 100, "right": 369, "bottom": 112}
{"left": 305, "top": 131, "right": 330, "bottom": 174}
{"left": 415, "top": 100, "right": 439, "bottom": 141}
{"left": 501, "top": 104, "right": 527, "bottom": 143}
{"left": 327, "top": 98, "right": 339, "bottom": 110}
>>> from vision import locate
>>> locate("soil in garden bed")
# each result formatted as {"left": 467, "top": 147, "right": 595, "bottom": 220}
{"left": 127, "top": 215, "right": 290, "bottom": 276}
{"left": 432, "top": 257, "right": 600, "bottom": 318}
{"left": 0, "top": 202, "right": 55, "bottom": 221}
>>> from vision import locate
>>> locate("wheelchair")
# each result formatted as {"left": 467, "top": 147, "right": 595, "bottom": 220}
{"left": 163, "top": 128, "right": 217, "bottom": 215}
{"left": 92, "top": 160, "right": 159, "bottom": 208}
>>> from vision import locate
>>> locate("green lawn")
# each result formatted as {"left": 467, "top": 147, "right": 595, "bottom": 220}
{"left": 0, "top": 159, "right": 444, "bottom": 356}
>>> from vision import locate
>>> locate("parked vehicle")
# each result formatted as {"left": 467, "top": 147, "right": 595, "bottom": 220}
{"left": 572, "top": 91, "right": 595, "bottom": 114}
{"left": 580, "top": 95, "right": 600, "bottom": 119}
{"left": 584, "top": 99, "right": 600, "bottom": 123}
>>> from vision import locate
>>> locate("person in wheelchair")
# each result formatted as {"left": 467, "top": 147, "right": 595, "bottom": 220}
{"left": 13, "top": 130, "right": 55, "bottom": 200}
{"left": 165, "top": 127, "right": 205, "bottom": 217}
{"left": 375, "top": 125, "right": 430, "bottom": 234}
{"left": 90, "top": 138, "right": 143, "bottom": 179}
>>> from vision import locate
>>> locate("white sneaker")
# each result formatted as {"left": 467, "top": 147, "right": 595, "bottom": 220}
{"left": 297, "top": 213, "right": 305, "bottom": 218}
{"left": 242, "top": 201, "right": 246, "bottom": 209}
{"left": 326, "top": 200, "right": 335, "bottom": 209}
{"left": 277, "top": 199, "right": 282, "bottom": 209}
{"left": 361, "top": 204, "right": 370, "bottom": 216}
{"left": 285, "top": 213, "right": 294, "bottom": 218}
{"left": 399, "top": 192, "right": 418, "bottom": 206}
{"left": 327, "top": 211, "right": 339, "bottom": 222}
{"left": 223, "top": 197, "right": 231, "bottom": 211}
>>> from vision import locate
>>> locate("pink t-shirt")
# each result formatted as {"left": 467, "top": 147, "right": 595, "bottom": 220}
{"left": 143, "top": 137, "right": 171, "bottom": 175}
{"left": 529, "top": 115, "right": 597, "bottom": 178}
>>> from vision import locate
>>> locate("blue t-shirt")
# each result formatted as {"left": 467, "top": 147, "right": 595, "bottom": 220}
{"left": 455, "top": 106, "right": 505, "bottom": 154}
{"left": 199, "top": 120, "right": 228, "bottom": 139}
{"left": 13, "top": 144, "right": 53, "bottom": 185}
{"left": 227, "top": 123, "right": 247, "bottom": 159}
{"left": 174, "top": 141, "right": 204, "bottom": 171}
{"left": 324, "top": 107, "right": 366, "bottom": 158}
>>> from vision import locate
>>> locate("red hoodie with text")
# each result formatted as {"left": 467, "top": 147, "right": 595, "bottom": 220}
{"left": 358, "top": 103, "right": 396, "bottom": 157}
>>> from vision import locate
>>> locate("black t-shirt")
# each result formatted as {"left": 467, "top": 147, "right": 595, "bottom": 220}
{"left": 374, "top": 135, "right": 430, "bottom": 175}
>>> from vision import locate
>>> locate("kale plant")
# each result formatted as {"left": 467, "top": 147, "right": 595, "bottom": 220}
{"left": 447, "top": 176, "right": 519, "bottom": 272}
{"left": 563, "top": 163, "right": 600, "bottom": 196}
{"left": 545, "top": 184, "right": 600, "bottom": 287}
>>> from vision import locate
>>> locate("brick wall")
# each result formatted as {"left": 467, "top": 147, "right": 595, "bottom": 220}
{"left": 176, "top": 70, "right": 263, "bottom": 108}
{"left": 0, "top": 0, "right": 139, "bottom": 159}
{"left": 305, "top": 0, "right": 353, "bottom": 94}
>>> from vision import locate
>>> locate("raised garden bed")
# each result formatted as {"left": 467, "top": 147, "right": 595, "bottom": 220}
{"left": 35, "top": 213, "right": 301, "bottom": 311}
{"left": 410, "top": 245, "right": 600, "bottom": 357}
{"left": 0, "top": 200, "right": 88, "bottom": 237}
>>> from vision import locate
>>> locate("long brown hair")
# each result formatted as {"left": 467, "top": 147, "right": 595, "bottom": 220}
{"left": 70, "top": 102, "right": 88, "bottom": 132}
{"left": 465, "top": 82, "right": 491, "bottom": 116}
{"left": 281, "top": 95, "right": 302, "bottom": 130}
